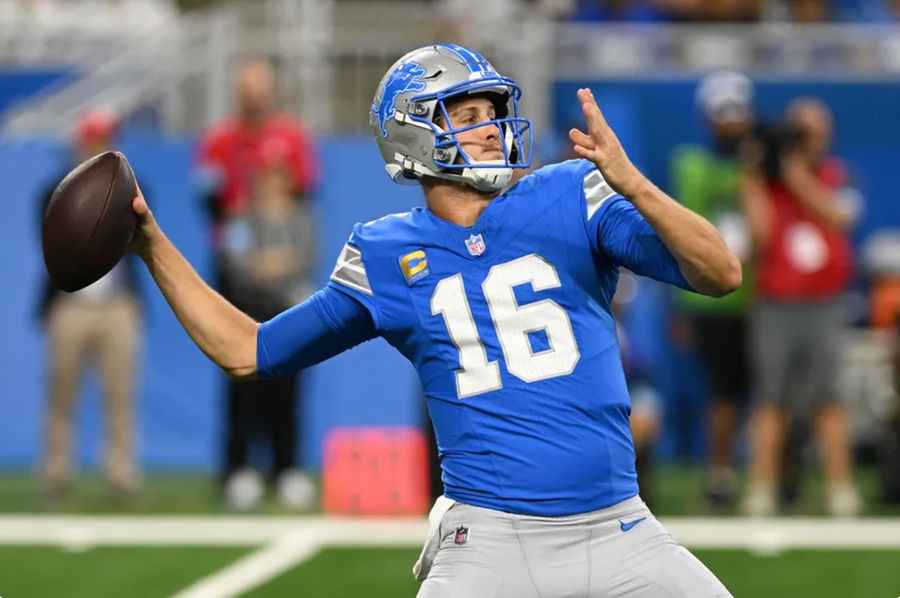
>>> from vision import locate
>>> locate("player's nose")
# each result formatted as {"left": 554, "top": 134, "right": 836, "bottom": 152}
{"left": 482, "top": 122, "right": 500, "bottom": 141}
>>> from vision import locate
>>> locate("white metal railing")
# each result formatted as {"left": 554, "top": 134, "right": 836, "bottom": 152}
{"left": 0, "top": 0, "right": 329, "bottom": 137}
{"left": 3, "top": 2, "right": 900, "bottom": 137}
{"left": 0, "top": 0, "right": 177, "bottom": 67}
{"left": 0, "top": 6, "right": 233, "bottom": 137}
{"left": 555, "top": 22, "right": 900, "bottom": 80}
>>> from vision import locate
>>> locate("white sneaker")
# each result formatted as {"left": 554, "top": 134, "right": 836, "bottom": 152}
{"left": 225, "top": 468, "right": 264, "bottom": 511}
{"left": 276, "top": 469, "right": 316, "bottom": 511}
{"left": 828, "top": 483, "right": 862, "bottom": 518}
{"left": 742, "top": 483, "right": 777, "bottom": 517}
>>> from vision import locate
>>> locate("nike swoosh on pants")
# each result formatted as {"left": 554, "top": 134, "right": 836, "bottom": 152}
{"left": 619, "top": 517, "right": 647, "bottom": 532}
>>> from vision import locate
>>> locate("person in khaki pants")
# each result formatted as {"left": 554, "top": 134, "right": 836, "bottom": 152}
{"left": 38, "top": 109, "right": 144, "bottom": 503}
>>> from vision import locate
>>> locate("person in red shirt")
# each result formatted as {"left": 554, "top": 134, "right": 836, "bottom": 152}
{"left": 196, "top": 58, "right": 319, "bottom": 510}
{"left": 197, "top": 58, "right": 318, "bottom": 226}
{"left": 741, "top": 98, "right": 862, "bottom": 517}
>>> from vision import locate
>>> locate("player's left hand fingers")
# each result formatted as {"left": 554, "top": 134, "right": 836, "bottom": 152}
{"left": 577, "top": 88, "right": 610, "bottom": 142}
{"left": 571, "top": 144, "right": 596, "bottom": 162}
{"left": 568, "top": 127, "right": 594, "bottom": 150}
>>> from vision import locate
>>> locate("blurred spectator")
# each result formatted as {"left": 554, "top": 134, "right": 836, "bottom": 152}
{"left": 218, "top": 137, "right": 317, "bottom": 511}
{"left": 568, "top": 0, "right": 760, "bottom": 21}
{"left": 670, "top": 71, "right": 755, "bottom": 510}
{"left": 614, "top": 272, "right": 663, "bottom": 508}
{"left": 741, "top": 97, "right": 863, "bottom": 517}
{"left": 861, "top": 230, "right": 900, "bottom": 330}
{"left": 881, "top": 316, "right": 900, "bottom": 502}
{"left": 841, "top": 0, "right": 900, "bottom": 21}
{"left": 38, "top": 109, "right": 144, "bottom": 504}
{"left": 661, "top": 0, "right": 762, "bottom": 21}
{"left": 196, "top": 59, "right": 318, "bottom": 227}
{"left": 533, "top": 0, "right": 576, "bottom": 17}
{"left": 196, "top": 58, "right": 319, "bottom": 510}
{"left": 787, "top": 0, "right": 833, "bottom": 22}
{"left": 566, "top": 0, "right": 670, "bottom": 21}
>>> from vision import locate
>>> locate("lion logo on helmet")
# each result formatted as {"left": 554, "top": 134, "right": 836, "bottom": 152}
{"left": 371, "top": 61, "right": 427, "bottom": 139}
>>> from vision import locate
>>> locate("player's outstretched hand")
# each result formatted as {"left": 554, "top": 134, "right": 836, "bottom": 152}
{"left": 568, "top": 88, "right": 646, "bottom": 198}
{"left": 128, "top": 182, "right": 161, "bottom": 260}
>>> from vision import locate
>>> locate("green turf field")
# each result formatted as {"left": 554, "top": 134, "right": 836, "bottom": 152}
{"left": 2, "top": 465, "right": 898, "bottom": 516}
{"left": 1, "top": 546, "right": 898, "bottom": 597}
{"left": 695, "top": 549, "right": 900, "bottom": 598}
{"left": 250, "top": 547, "right": 900, "bottom": 598}
{"left": 0, "top": 545, "right": 252, "bottom": 598}
{"left": 2, "top": 467, "right": 899, "bottom": 597}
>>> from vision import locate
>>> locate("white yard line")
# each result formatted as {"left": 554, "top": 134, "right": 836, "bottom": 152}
{"left": 2, "top": 516, "right": 900, "bottom": 597}
{"left": 168, "top": 530, "right": 322, "bottom": 598}
{"left": 664, "top": 518, "right": 900, "bottom": 550}
{"left": 1, "top": 515, "right": 900, "bottom": 550}
{"left": 0, "top": 515, "right": 429, "bottom": 547}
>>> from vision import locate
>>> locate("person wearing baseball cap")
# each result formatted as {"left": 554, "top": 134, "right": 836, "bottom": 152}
{"left": 670, "top": 71, "right": 755, "bottom": 511}
{"left": 37, "top": 108, "right": 145, "bottom": 506}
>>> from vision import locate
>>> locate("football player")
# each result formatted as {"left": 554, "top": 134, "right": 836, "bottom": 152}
{"left": 129, "top": 44, "right": 739, "bottom": 597}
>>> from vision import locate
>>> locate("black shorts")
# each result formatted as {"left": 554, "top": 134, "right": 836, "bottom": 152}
{"left": 692, "top": 314, "right": 749, "bottom": 399}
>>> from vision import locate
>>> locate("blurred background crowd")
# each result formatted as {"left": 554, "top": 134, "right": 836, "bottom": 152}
{"left": 4, "top": 0, "right": 900, "bottom": 24}
{"left": 1, "top": 0, "right": 900, "bottom": 522}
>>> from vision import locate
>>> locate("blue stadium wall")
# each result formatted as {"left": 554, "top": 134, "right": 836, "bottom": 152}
{"left": 0, "top": 135, "right": 423, "bottom": 472}
{"left": 1, "top": 79, "right": 898, "bottom": 471}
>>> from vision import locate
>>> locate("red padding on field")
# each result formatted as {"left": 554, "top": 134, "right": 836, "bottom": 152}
{"left": 323, "top": 427, "right": 430, "bottom": 516}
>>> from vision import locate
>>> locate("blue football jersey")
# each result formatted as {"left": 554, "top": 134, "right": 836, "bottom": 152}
{"left": 328, "top": 159, "right": 691, "bottom": 516}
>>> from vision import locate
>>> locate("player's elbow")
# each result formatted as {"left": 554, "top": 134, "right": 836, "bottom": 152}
{"left": 707, "top": 254, "right": 743, "bottom": 298}
{"left": 224, "top": 364, "right": 258, "bottom": 381}
{"left": 220, "top": 324, "right": 260, "bottom": 380}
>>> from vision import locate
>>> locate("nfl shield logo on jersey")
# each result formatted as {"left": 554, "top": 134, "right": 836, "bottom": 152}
{"left": 454, "top": 526, "right": 469, "bottom": 544}
{"left": 465, "top": 234, "right": 486, "bottom": 256}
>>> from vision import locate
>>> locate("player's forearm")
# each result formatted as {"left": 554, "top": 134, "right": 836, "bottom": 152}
{"left": 139, "top": 232, "right": 259, "bottom": 379}
{"left": 627, "top": 178, "right": 742, "bottom": 297}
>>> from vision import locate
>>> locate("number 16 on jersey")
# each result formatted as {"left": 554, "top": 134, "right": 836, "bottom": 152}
{"left": 430, "top": 254, "right": 581, "bottom": 399}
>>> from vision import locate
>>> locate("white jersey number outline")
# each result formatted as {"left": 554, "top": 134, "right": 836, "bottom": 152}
{"left": 431, "top": 254, "right": 580, "bottom": 398}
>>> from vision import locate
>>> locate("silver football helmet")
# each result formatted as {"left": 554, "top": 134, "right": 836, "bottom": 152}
{"left": 370, "top": 44, "right": 533, "bottom": 193}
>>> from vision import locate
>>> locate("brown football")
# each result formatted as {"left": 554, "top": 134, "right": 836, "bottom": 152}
{"left": 41, "top": 151, "right": 138, "bottom": 292}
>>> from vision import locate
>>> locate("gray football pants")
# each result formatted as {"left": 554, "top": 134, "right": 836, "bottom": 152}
{"left": 416, "top": 496, "right": 731, "bottom": 598}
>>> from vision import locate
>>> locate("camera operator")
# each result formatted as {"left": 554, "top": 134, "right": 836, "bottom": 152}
{"left": 741, "top": 97, "right": 863, "bottom": 517}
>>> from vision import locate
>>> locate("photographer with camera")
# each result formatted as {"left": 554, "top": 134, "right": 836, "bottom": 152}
{"left": 741, "top": 97, "right": 863, "bottom": 517}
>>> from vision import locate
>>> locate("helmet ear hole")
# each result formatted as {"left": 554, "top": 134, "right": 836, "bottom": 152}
{"left": 434, "top": 145, "right": 458, "bottom": 165}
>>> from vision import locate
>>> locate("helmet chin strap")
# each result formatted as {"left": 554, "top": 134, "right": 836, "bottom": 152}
{"left": 461, "top": 160, "right": 513, "bottom": 192}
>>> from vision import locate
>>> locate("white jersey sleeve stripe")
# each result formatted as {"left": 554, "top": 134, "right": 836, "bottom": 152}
{"left": 584, "top": 170, "right": 617, "bottom": 221}
{"left": 330, "top": 243, "right": 373, "bottom": 295}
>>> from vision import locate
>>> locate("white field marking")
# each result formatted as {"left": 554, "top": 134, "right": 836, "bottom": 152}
{"left": 1, "top": 516, "right": 900, "bottom": 550}
{"left": 0, "top": 516, "right": 428, "bottom": 546}
{"left": 168, "top": 530, "right": 321, "bottom": 598}
{"left": 663, "top": 518, "right": 900, "bottom": 550}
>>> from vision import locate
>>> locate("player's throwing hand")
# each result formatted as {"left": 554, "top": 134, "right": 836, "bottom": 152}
{"left": 568, "top": 88, "right": 646, "bottom": 198}
{"left": 128, "top": 183, "right": 160, "bottom": 259}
